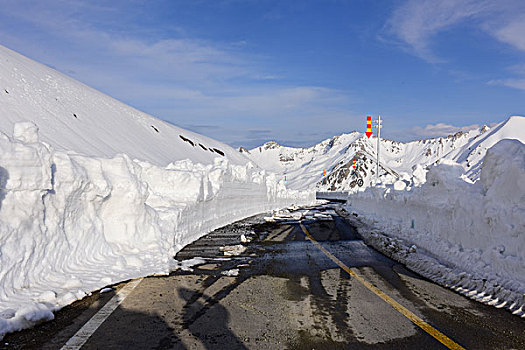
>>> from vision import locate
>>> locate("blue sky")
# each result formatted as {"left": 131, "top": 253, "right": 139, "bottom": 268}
{"left": 0, "top": 0, "right": 524, "bottom": 148}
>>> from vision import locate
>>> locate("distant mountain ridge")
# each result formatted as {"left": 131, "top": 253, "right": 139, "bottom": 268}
{"left": 242, "top": 116, "right": 525, "bottom": 191}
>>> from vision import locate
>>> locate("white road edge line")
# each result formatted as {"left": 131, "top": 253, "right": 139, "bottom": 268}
{"left": 60, "top": 278, "right": 144, "bottom": 350}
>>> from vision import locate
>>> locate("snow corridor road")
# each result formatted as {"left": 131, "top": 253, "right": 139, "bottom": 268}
{"left": 3, "top": 203, "right": 524, "bottom": 349}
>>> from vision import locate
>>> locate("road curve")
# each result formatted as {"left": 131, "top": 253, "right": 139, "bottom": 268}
{"left": 3, "top": 203, "right": 524, "bottom": 349}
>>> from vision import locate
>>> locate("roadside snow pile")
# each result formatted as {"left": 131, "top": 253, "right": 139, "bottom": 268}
{"left": 0, "top": 44, "right": 315, "bottom": 338}
{"left": 345, "top": 139, "right": 525, "bottom": 316}
{"left": 0, "top": 123, "right": 314, "bottom": 338}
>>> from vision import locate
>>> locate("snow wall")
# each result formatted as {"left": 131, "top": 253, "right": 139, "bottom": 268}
{"left": 0, "top": 123, "right": 315, "bottom": 337}
{"left": 344, "top": 139, "right": 525, "bottom": 316}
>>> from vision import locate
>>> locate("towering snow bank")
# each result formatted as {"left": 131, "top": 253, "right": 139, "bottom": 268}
{"left": 345, "top": 139, "right": 525, "bottom": 315}
{"left": 0, "top": 44, "right": 315, "bottom": 338}
{"left": 0, "top": 123, "right": 313, "bottom": 337}
{"left": 481, "top": 139, "right": 525, "bottom": 209}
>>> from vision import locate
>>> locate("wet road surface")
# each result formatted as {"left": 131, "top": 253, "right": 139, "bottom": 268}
{"left": 3, "top": 203, "right": 525, "bottom": 349}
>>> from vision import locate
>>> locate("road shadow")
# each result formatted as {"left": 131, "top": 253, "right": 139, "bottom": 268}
{"left": 2, "top": 289, "right": 186, "bottom": 350}
{"left": 178, "top": 287, "right": 248, "bottom": 350}
{"left": 77, "top": 305, "right": 186, "bottom": 350}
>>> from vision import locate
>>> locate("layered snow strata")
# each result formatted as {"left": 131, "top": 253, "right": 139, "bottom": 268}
{"left": 345, "top": 139, "right": 525, "bottom": 315}
{"left": 0, "top": 123, "right": 314, "bottom": 338}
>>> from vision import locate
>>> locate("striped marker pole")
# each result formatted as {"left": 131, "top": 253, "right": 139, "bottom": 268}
{"left": 366, "top": 116, "right": 373, "bottom": 138}
{"left": 353, "top": 159, "right": 356, "bottom": 169}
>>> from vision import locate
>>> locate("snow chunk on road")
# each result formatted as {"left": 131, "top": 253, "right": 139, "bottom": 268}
{"left": 220, "top": 245, "right": 247, "bottom": 256}
{"left": 221, "top": 269, "right": 240, "bottom": 277}
{"left": 170, "top": 257, "right": 207, "bottom": 272}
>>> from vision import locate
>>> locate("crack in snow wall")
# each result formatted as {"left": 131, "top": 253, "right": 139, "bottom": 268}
{"left": 0, "top": 123, "right": 314, "bottom": 338}
{"left": 343, "top": 139, "right": 525, "bottom": 316}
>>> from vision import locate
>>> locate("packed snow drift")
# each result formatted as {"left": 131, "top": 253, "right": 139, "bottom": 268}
{"left": 0, "top": 45, "right": 314, "bottom": 338}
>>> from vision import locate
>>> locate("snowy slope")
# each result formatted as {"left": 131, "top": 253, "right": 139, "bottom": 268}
{"left": 0, "top": 45, "right": 314, "bottom": 338}
{"left": 447, "top": 116, "right": 525, "bottom": 180}
{"left": 0, "top": 44, "right": 246, "bottom": 166}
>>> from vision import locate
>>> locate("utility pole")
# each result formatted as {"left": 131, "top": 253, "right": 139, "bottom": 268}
{"left": 373, "top": 115, "right": 382, "bottom": 183}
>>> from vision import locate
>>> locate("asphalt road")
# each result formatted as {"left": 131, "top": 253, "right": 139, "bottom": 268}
{"left": 3, "top": 203, "right": 524, "bottom": 349}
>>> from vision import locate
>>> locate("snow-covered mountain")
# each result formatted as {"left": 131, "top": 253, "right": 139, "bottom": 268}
{"left": 243, "top": 116, "right": 525, "bottom": 191}
{"left": 450, "top": 116, "right": 525, "bottom": 180}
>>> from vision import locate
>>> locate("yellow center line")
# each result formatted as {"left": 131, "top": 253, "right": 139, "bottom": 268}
{"left": 299, "top": 223, "right": 465, "bottom": 350}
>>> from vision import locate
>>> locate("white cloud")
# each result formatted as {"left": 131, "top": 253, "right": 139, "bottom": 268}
{"left": 493, "top": 17, "right": 525, "bottom": 51}
{"left": 408, "top": 122, "right": 480, "bottom": 138}
{"left": 387, "top": 0, "right": 525, "bottom": 93}
{"left": 387, "top": 0, "right": 493, "bottom": 62}
{"left": 488, "top": 79, "right": 525, "bottom": 91}
{"left": 387, "top": 0, "right": 525, "bottom": 62}
{"left": 487, "top": 64, "right": 525, "bottom": 91}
